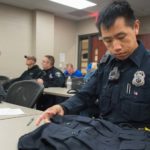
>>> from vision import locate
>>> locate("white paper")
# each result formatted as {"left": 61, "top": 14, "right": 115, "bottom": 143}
{"left": 0, "top": 108, "right": 25, "bottom": 115}
{"left": 59, "top": 53, "right": 65, "bottom": 62}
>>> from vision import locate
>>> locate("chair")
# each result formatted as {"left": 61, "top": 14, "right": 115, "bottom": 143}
{"left": 5, "top": 80, "right": 44, "bottom": 108}
{"left": 0, "top": 75, "right": 9, "bottom": 85}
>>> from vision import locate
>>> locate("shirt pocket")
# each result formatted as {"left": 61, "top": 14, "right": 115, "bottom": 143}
{"left": 120, "top": 84, "right": 150, "bottom": 122}
{"left": 99, "top": 86, "right": 113, "bottom": 115}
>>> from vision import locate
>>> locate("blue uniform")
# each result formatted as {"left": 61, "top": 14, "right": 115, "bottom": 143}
{"left": 61, "top": 41, "right": 150, "bottom": 126}
{"left": 64, "top": 70, "right": 83, "bottom": 78}
{"left": 19, "top": 41, "right": 150, "bottom": 149}
{"left": 42, "top": 66, "right": 65, "bottom": 88}
{"left": 36, "top": 66, "right": 66, "bottom": 111}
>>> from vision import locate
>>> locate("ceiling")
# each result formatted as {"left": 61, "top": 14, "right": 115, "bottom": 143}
{"left": 0, "top": 0, "right": 150, "bottom": 21}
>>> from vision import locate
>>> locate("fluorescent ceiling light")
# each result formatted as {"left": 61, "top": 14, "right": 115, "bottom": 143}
{"left": 49, "top": 0, "right": 96, "bottom": 9}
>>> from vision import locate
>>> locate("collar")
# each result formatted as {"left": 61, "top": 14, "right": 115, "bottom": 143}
{"left": 108, "top": 41, "right": 146, "bottom": 67}
{"left": 28, "top": 65, "right": 38, "bottom": 70}
{"left": 129, "top": 41, "right": 146, "bottom": 67}
{"left": 44, "top": 66, "right": 54, "bottom": 72}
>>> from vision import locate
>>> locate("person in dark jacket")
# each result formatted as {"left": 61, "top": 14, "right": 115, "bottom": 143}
{"left": 36, "top": 55, "right": 66, "bottom": 110}
{"left": 37, "top": 55, "right": 65, "bottom": 88}
{"left": 19, "top": 55, "right": 44, "bottom": 80}
{"left": 19, "top": 1, "right": 150, "bottom": 150}
{"left": 36, "top": 0, "right": 150, "bottom": 128}
{"left": 3, "top": 55, "right": 43, "bottom": 91}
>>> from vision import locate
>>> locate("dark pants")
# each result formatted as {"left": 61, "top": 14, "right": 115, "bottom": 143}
{"left": 36, "top": 94, "right": 67, "bottom": 111}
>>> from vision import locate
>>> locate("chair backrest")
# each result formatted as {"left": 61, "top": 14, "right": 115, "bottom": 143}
{"left": 71, "top": 77, "right": 85, "bottom": 90}
{"left": 0, "top": 75, "right": 9, "bottom": 85}
{"left": 5, "top": 80, "right": 44, "bottom": 108}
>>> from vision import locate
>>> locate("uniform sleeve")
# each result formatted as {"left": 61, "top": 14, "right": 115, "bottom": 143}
{"left": 43, "top": 71, "right": 65, "bottom": 88}
{"left": 32, "top": 69, "right": 45, "bottom": 79}
{"left": 19, "top": 70, "right": 31, "bottom": 80}
{"left": 60, "top": 70, "right": 99, "bottom": 114}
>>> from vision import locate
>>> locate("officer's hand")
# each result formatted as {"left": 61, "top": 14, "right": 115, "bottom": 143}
{"left": 36, "top": 78, "right": 44, "bottom": 84}
{"left": 35, "top": 104, "right": 64, "bottom": 126}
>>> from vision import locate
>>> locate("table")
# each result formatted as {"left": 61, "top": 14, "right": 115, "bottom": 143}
{"left": 0, "top": 114, "right": 42, "bottom": 150}
{"left": 44, "top": 87, "right": 74, "bottom": 97}
{"left": 0, "top": 102, "right": 43, "bottom": 150}
{"left": 0, "top": 101, "right": 42, "bottom": 120}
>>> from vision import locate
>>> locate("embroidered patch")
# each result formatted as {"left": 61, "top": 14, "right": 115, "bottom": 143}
{"left": 49, "top": 73, "right": 53, "bottom": 79}
{"left": 55, "top": 72, "right": 61, "bottom": 77}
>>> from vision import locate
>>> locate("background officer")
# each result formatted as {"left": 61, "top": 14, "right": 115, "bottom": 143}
{"left": 3, "top": 55, "right": 43, "bottom": 91}
{"left": 37, "top": 55, "right": 65, "bottom": 88}
{"left": 36, "top": 55, "right": 65, "bottom": 110}
{"left": 36, "top": 0, "right": 150, "bottom": 129}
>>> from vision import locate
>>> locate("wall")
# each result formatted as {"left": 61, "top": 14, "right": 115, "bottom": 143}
{"left": 34, "top": 11, "right": 55, "bottom": 66}
{"left": 0, "top": 3, "right": 150, "bottom": 77}
{"left": 139, "top": 16, "right": 150, "bottom": 34}
{"left": 77, "top": 16, "right": 150, "bottom": 35}
{"left": 0, "top": 4, "right": 77, "bottom": 77}
{"left": 0, "top": 4, "right": 32, "bottom": 77}
{"left": 77, "top": 17, "right": 98, "bottom": 35}
{"left": 54, "top": 16, "right": 77, "bottom": 70}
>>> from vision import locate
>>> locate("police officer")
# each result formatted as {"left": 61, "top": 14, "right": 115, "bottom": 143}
{"left": 21, "top": 55, "right": 44, "bottom": 80}
{"left": 3, "top": 55, "right": 44, "bottom": 91}
{"left": 36, "top": 1, "right": 150, "bottom": 129}
{"left": 36, "top": 55, "right": 65, "bottom": 110}
{"left": 37, "top": 55, "right": 65, "bottom": 88}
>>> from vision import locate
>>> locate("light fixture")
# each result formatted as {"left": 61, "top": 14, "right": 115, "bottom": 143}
{"left": 48, "top": 0, "right": 96, "bottom": 9}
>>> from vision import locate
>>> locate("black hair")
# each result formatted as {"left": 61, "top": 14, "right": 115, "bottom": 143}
{"left": 45, "top": 55, "right": 55, "bottom": 66}
{"left": 96, "top": 0, "right": 136, "bottom": 32}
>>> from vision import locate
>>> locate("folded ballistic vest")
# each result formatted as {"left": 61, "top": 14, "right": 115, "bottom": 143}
{"left": 18, "top": 115, "right": 150, "bottom": 150}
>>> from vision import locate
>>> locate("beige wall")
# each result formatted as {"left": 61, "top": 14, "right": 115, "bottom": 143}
{"left": 0, "top": 4, "right": 78, "bottom": 77}
{"left": 0, "top": 3, "right": 150, "bottom": 77}
{"left": 34, "top": 11, "right": 55, "bottom": 66}
{"left": 77, "top": 18, "right": 98, "bottom": 35}
{"left": 0, "top": 4, "right": 33, "bottom": 77}
{"left": 77, "top": 16, "right": 150, "bottom": 35}
{"left": 54, "top": 16, "right": 77, "bottom": 70}
{"left": 139, "top": 16, "right": 150, "bottom": 34}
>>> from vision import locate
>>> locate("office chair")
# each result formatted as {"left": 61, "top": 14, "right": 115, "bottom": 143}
{"left": 5, "top": 80, "right": 44, "bottom": 108}
{"left": 0, "top": 75, "right": 9, "bottom": 85}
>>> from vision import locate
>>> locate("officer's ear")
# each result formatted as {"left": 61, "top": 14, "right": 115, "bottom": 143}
{"left": 133, "top": 19, "right": 140, "bottom": 35}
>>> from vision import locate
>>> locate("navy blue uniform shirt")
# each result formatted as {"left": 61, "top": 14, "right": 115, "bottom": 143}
{"left": 61, "top": 41, "right": 150, "bottom": 125}
{"left": 19, "top": 65, "right": 44, "bottom": 80}
{"left": 42, "top": 66, "right": 65, "bottom": 88}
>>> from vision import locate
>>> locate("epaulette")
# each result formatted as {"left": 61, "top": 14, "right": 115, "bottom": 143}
{"left": 97, "top": 53, "right": 111, "bottom": 70}
{"left": 99, "top": 53, "right": 111, "bottom": 64}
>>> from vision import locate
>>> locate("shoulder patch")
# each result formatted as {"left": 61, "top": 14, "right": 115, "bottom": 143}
{"left": 100, "top": 53, "right": 110, "bottom": 64}
{"left": 55, "top": 72, "right": 62, "bottom": 77}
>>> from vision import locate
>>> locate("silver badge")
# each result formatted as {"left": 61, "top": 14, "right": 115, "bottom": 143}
{"left": 49, "top": 73, "right": 53, "bottom": 79}
{"left": 108, "top": 66, "right": 120, "bottom": 81}
{"left": 55, "top": 72, "right": 61, "bottom": 77}
{"left": 132, "top": 71, "right": 145, "bottom": 87}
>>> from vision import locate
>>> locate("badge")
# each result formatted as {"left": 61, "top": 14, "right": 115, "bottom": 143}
{"left": 55, "top": 72, "right": 61, "bottom": 77}
{"left": 132, "top": 71, "right": 145, "bottom": 87}
{"left": 108, "top": 66, "right": 120, "bottom": 81}
{"left": 29, "top": 72, "right": 33, "bottom": 75}
{"left": 49, "top": 73, "right": 53, "bottom": 79}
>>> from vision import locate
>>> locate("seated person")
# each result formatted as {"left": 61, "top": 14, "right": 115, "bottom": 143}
{"left": 37, "top": 55, "right": 65, "bottom": 88}
{"left": 36, "top": 55, "right": 66, "bottom": 110}
{"left": 64, "top": 63, "right": 83, "bottom": 78}
{"left": 20, "top": 55, "right": 44, "bottom": 80}
{"left": 3, "top": 55, "right": 43, "bottom": 91}
{"left": 84, "top": 62, "right": 97, "bottom": 83}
